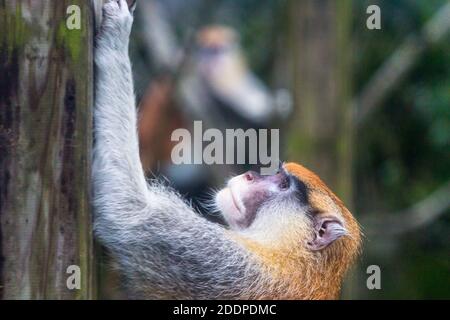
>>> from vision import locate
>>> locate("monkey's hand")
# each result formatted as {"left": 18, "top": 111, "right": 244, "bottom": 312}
{"left": 96, "top": 0, "right": 134, "bottom": 54}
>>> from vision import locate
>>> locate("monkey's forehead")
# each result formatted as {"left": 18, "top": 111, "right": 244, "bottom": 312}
{"left": 284, "top": 162, "right": 347, "bottom": 212}
{"left": 284, "top": 162, "right": 326, "bottom": 190}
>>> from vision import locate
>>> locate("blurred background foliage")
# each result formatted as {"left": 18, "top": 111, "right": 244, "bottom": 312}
{"left": 352, "top": 0, "right": 449, "bottom": 299}
{"left": 124, "top": 0, "right": 449, "bottom": 299}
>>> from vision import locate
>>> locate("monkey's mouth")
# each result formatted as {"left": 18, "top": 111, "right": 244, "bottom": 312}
{"left": 229, "top": 188, "right": 244, "bottom": 214}
{"left": 215, "top": 187, "right": 248, "bottom": 229}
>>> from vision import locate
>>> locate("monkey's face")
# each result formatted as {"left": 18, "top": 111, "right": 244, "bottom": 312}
{"left": 216, "top": 162, "right": 361, "bottom": 254}
{"left": 216, "top": 166, "right": 303, "bottom": 230}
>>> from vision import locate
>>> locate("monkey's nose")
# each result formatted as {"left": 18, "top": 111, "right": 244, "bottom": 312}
{"left": 244, "top": 171, "right": 259, "bottom": 182}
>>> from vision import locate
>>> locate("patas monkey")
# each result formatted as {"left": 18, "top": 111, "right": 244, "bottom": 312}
{"left": 93, "top": 0, "right": 361, "bottom": 299}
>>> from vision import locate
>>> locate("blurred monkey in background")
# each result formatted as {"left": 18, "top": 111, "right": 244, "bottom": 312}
{"left": 195, "top": 26, "right": 276, "bottom": 127}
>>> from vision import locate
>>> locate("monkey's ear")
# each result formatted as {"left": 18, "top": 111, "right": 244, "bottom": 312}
{"left": 308, "top": 217, "right": 346, "bottom": 251}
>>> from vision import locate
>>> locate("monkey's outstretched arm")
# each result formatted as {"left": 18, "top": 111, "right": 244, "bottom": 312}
{"left": 93, "top": 0, "right": 149, "bottom": 229}
{"left": 93, "top": 1, "right": 257, "bottom": 299}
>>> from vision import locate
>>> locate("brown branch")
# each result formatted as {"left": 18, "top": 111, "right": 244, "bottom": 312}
{"left": 361, "top": 181, "right": 450, "bottom": 236}
{"left": 354, "top": 2, "right": 450, "bottom": 127}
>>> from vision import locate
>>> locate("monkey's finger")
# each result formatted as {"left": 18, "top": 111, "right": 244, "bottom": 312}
{"left": 118, "top": 0, "right": 131, "bottom": 13}
{"left": 127, "top": 0, "right": 137, "bottom": 9}
{"left": 128, "top": 0, "right": 137, "bottom": 14}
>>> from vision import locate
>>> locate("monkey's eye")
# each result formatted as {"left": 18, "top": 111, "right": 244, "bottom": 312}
{"left": 279, "top": 178, "right": 290, "bottom": 190}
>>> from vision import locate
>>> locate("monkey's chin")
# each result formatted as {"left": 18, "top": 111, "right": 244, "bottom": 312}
{"left": 215, "top": 187, "right": 246, "bottom": 229}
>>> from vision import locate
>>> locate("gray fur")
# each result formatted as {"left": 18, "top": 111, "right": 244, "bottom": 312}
{"left": 93, "top": 0, "right": 261, "bottom": 299}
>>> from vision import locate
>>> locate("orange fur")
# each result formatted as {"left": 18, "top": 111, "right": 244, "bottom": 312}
{"left": 196, "top": 26, "right": 237, "bottom": 49}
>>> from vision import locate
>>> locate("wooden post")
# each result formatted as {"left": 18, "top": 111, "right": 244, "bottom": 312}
{"left": 0, "top": 0, "right": 97, "bottom": 299}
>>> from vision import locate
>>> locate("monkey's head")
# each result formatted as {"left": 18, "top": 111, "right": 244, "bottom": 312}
{"left": 196, "top": 25, "right": 238, "bottom": 52}
{"left": 216, "top": 162, "right": 361, "bottom": 285}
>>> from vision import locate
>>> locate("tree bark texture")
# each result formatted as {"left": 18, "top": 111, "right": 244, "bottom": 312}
{"left": 0, "top": 0, "right": 96, "bottom": 299}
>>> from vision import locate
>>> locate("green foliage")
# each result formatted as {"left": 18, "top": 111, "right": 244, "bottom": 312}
{"left": 353, "top": 0, "right": 450, "bottom": 299}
